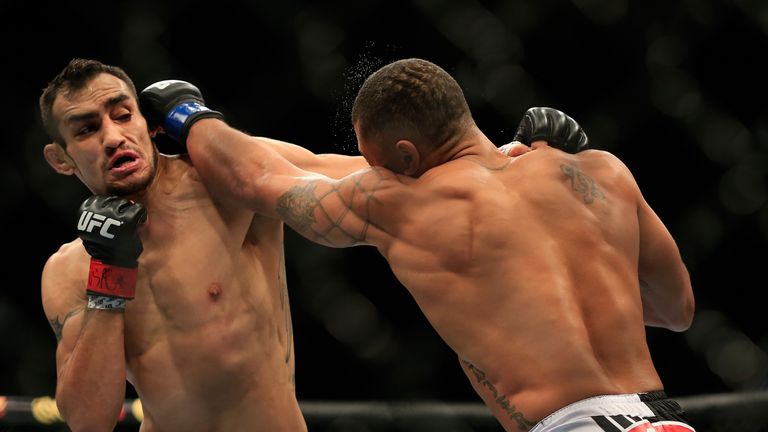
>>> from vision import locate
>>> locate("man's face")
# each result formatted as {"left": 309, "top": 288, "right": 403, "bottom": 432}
{"left": 50, "top": 73, "right": 156, "bottom": 196}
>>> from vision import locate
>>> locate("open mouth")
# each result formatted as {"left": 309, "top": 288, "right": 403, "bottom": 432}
{"left": 111, "top": 155, "right": 136, "bottom": 168}
{"left": 109, "top": 151, "right": 141, "bottom": 174}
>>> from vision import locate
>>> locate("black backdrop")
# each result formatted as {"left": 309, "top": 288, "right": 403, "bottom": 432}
{"left": 1, "top": 0, "right": 767, "bottom": 406}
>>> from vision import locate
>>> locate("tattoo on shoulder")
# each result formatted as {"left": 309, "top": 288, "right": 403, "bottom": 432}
{"left": 276, "top": 182, "right": 320, "bottom": 232}
{"left": 48, "top": 306, "right": 85, "bottom": 342}
{"left": 461, "top": 359, "right": 536, "bottom": 430}
{"left": 560, "top": 164, "right": 605, "bottom": 204}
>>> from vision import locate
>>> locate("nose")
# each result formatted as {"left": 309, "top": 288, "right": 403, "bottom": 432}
{"left": 101, "top": 118, "right": 126, "bottom": 153}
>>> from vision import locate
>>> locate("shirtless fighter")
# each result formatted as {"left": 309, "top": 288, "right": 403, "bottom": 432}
{"left": 38, "top": 58, "right": 366, "bottom": 432}
{"left": 149, "top": 58, "right": 696, "bottom": 431}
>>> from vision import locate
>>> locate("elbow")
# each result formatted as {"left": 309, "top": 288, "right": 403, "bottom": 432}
{"left": 56, "top": 387, "right": 121, "bottom": 432}
{"left": 670, "top": 295, "right": 695, "bottom": 332}
{"left": 640, "top": 287, "right": 695, "bottom": 332}
{"left": 233, "top": 171, "right": 271, "bottom": 212}
{"left": 653, "top": 295, "right": 695, "bottom": 332}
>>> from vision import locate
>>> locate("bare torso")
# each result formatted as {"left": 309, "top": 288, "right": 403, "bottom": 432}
{"left": 53, "top": 156, "right": 304, "bottom": 432}
{"left": 376, "top": 146, "right": 662, "bottom": 431}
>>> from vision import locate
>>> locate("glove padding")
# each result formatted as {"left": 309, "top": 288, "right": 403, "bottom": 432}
{"left": 77, "top": 196, "right": 147, "bottom": 300}
{"left": 139, "top": 80, "right": 224, "bottom": 151}
{"left": 512, "top": 107, "right": 589, "bottom": 153}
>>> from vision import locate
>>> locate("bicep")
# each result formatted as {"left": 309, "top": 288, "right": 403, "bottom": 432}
{"left": 41, "top": 253, "right": 87, "bottom": 374}
{"left": 268, "top": 168, "right": 398, "bottom": 248}
{"left": 637, "top": 199, "right": 686, "bottom": 284}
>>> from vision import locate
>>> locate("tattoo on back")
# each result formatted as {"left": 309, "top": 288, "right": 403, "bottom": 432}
{"left": 461, "top": 359, "right": 536, "bottom": 430}
{"left": 48, "top": 306, "right": 85, "bottom": 342}
{"left": 560, "top": 164, "right": 605, "bottom": 204}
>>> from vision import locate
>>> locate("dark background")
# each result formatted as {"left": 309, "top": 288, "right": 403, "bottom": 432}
{"left": 1, "top": 0, "right": 767, "bottom": 411}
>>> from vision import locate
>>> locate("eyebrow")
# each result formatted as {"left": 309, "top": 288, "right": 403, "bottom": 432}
{"left": 65, "top": 94, "right": 131, "bottom": 125}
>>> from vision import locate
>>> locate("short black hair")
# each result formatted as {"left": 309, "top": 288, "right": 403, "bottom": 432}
{"left": 351, "top": 58, "right": 471, "bottom": 149}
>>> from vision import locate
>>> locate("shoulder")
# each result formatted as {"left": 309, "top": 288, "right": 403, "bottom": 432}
{"left": 576, "top": 150, "right": 637, "bottom": 182}
{"left": 44, "top": 239, "right": 87, "bottom": 274}
{"left": 573, "top": 150, "right": 644, "bottom": 204}
{"left": 580, "top": 149, "right": 631, "bottom": 171}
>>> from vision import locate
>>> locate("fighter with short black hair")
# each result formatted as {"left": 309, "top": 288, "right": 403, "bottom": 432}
{"left": 39, "top": 58, "right": 366, "bottom": 432}
{"left": 163, "top": 58, "right": 696, "bottom": 432}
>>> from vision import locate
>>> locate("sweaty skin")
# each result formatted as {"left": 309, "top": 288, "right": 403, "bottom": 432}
{"left": 41, "top": 73, "right": 365, "bottom": 432}
{"left": 187, "top": 120, "right": 693, "bottom": 432}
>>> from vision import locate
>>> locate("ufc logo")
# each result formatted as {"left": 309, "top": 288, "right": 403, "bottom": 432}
{"left": 78, "top": 212, "right": 123, "bottom": 239}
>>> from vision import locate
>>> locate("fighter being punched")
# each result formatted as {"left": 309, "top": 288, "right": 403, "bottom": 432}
{"left": 39, "top": 59, "right": 365, "bottom": 432}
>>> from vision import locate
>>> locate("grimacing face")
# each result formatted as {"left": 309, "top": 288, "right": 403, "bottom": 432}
{"left": 47, "top": 73, "right": 157, "bottom": 196}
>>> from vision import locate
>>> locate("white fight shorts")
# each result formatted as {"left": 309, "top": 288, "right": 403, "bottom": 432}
{"left": 529, "top": 391, "right": 695, "bottom": 432}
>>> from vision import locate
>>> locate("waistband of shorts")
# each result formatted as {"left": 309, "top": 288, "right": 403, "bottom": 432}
{"left": 638, "top": 390, "right": 668, "bottom": 402}
{"left": 530, "top": 391, "right": 666, "bottom": 432}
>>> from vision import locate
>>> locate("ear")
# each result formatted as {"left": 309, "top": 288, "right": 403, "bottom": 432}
{"left": 43, "top": 143, "right": 76, "bottom": 175}
{"left": 395, "top": 140, "right": 421, "bottom": 176}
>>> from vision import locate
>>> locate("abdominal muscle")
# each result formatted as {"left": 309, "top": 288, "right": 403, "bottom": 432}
{"left": 122, "top": 248, "right": 301, "bottom": 431}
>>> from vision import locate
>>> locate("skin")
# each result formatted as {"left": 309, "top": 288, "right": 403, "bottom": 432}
{"left": 40, "top": 73, "right": 366, "bottom": 432}
{"left": 186, "top": 117, "right": 694, "bottom": 432}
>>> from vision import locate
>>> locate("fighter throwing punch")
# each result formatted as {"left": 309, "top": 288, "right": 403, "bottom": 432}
{"left": 141, "top": 58, "right": 696, "bottom": 432}
{"left": 38, "top": 59, "right": 368, "bottom": 432}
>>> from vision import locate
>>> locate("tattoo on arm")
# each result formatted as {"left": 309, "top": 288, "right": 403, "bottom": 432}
{"left": 275, "top": 169, "right": 389, "bottom": 246}
{"left": 276, "top": 183, "right": 320, "bottom": 232}
{"left": 48, "top": 306, "right": 85, "bottom": 342}
{"left": 561, "top": 164, "right": 605, "bottom": 204}
{"left": 461, "top": 359, "right": 536, "bottom": 430}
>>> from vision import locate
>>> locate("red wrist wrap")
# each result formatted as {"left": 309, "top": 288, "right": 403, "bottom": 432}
{"left": 87, "top": 259, "right": 137, "bottom": 299}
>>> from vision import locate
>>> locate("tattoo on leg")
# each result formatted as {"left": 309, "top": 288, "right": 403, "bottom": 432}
{"left": 561, "top": 164, "right": 605, "bottom": 204}
{"left": 48, "top": 306, "right": 85, "bottom": 342}
{"left": 462, "top": 359, "right": 535, "bottom": 430}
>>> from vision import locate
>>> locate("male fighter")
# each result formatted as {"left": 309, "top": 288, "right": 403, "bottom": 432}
{"left": 39, "top": 58, "right": 365, "bottom": 432}
{"left": 142, "top": 58, "right": 696, "bottom": 432}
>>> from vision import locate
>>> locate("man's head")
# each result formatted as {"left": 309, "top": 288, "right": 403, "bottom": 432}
{"left": 351, "top": 58, "right": 473, "bottom": 175}
{"left": 40, "top": 58, "right": 157, "bottom": 196}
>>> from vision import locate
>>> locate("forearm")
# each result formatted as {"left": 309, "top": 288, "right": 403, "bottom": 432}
{"left": 57, "top": 310, "right": 126, "bottom": 430}
{"left": 638, "top": 202, "right": 695, "bottom": 331}
{"left": 187, "top": 120, "right": 381, "bottom": 247}
{"left": 259, "top": 137, "right": 367, "bottom": 178}
{"left": 640, "top": 277, "right": 694, "bottom": 332}
{"left": 187, "top": 119, "right": 293, "bottom": 211}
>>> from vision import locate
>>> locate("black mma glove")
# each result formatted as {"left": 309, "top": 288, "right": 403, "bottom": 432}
{"left": 512, "top": 107, "right": 589, "bottom": 153}
{"left": 77, "top": 195, "right": 147, "bottom": 309}
{"left": 139, "top": 80, "right": 224, "bottom": 152}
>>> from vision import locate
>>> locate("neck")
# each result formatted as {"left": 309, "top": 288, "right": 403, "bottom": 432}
{"left": 416, "top": 126, "right": 498, "bottom": 175}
